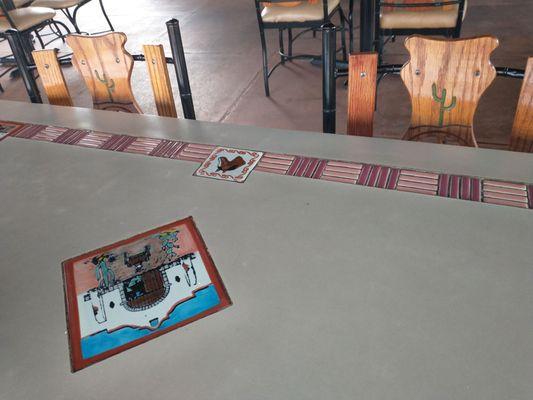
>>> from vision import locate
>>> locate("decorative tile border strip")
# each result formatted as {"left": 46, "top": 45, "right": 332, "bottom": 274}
{"left": 2, "top": 122, "right": 532, "bottom": 211}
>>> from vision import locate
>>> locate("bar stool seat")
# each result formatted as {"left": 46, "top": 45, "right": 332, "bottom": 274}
{"left": 0, "top": 7, "right": 55, "bottom": 32}
{"left": 31, "top": 0, "right": 83, "bottom": 9}
{"left": 380, "top": 6, "right": 459, "bottom": 29}
{"left": 261, "top": 0, "right": 340, "bottom": 23}
{"left": 380, "top": 0, "right": 467, "bottom": 30}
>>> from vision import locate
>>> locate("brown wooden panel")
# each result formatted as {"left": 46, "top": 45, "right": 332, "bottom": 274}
{"left": 509, "top": 58, "right": 533, "bottom": 153}
{"left": 32, "top": 49, "right": 73, "bottom": 107}
{"left": 400, "top": 35, "right": 498, "bottom": 147}
{"left": 66, "top": 33, "right": 142, "bottom": 113}
{"left": 143, "top": 44, "right": 177, "bottom": 118}
{"left": 347, "top": 52, "right": 377, "bottom": 137}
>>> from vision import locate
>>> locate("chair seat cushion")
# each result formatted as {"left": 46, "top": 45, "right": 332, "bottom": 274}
{"left": 380, "top": 5, "right": 461, "bottom": 29}
{"left": 261, "top": 0, "right": 341, "bottom": 23}
{"left": 0, "top": 7, "right": 55, "bottom": 32}
{"left": 31, "top": 0, "right": 84, "bottom": 9}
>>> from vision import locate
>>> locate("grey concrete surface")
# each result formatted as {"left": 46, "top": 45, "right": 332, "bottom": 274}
{"left": 0, "top": 103, "right": 532, "bottom": 400}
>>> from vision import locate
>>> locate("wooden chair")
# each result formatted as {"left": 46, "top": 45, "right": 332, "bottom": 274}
{"left": 254, "top": 0, "right": 349, "bottom": 96}
{"left": 376, "top": 0, "right": 467, "bottom": 62}
{"left": 347, "top": 52, "right": 377, "bottom": 136}
{"left": 33, "top": 32, "right": 185, "bottom": 118}
{"left": 509, "top": 57, "right": 533, "bottom": 153}
{"left": 401, "top": 35, "right": 498, "bottom": 146}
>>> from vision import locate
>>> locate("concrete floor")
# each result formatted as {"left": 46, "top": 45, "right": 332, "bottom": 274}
{"left": 1, "top": 0, "right": 532, "bottom": 145}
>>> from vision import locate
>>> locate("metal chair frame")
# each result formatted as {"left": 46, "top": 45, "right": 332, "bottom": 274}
{"left": 254, "top": 0, "right": 350, "bottom": 96}
{"left": 374, "top": 0, "right": 466, "bottom": 62}
{"left": 0, "top": 0, "right": 71, "bottom": 85}
{"left": 59, "top": 0, "right": 114, "bottom": 34}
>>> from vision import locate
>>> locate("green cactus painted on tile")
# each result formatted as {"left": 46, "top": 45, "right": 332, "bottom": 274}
{"left": 94, "top": 69, "right": 115, "bottom": 100}
{"left": 432, "top": 82, "right": 456, "bottom": 127}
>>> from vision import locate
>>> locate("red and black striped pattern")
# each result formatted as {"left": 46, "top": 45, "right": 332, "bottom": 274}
{"left": 5, "top": 122, "right": 533, "bottom": 211}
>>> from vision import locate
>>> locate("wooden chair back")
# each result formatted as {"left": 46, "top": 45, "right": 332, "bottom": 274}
{"left": 347, "top": 52, "right": 377, "bottom": 136}
{"left": 66, "top": 33, "right": 141, "bottom": 113}
{"left": 143, "top": 44, "right": 177, "bottom": 118}
{"left": 400, "top": 35, "right": 498, "bottom": 146}
{"left": 33, "top": 33, "right": 178, "bottom": 118}
{"left": 32, "top": 48, "right": 73, "bottom": 107}
{"left": 509, "top": 57, "right": 533, "bottom": 153}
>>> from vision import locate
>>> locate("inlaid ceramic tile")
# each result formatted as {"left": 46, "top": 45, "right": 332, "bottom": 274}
{"left": 62, "top": 217, "right": 231, "bottom": 372}
{"left": 397, "top": 169, "right": 439, "bottom": 196}
{"left": 12, "top": 124, "right": 46, "bottom": 138}
{"left": 320, "top": 160, "right": 362, "bottom": 184}
{"left": 2, "top": 121, "right": 532, "bottom": 210}
{"left": 256, "top": 152, "right": 295, "bottom": 174}
{"left": 33, "top": 126, "right": 69, "bottom": 142}
{"left": 123, "top": 137, "right": 162, "bottom": 155}
{"left": 178, "top": 143, "right": 216, "bottom": 161}
{"left": 194, "top": 146, "right": 263, "bottom": 183}
{"left": 0, "top": 121, "right": 26, "bottom": 140}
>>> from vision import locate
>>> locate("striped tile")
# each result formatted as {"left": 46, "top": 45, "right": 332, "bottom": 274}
{"left": 396, "top": 169, "right": 439, "bottom": 195}
{"left": 176, "top": 143, "right": 216, "bottom": 161}
{"left": 77, "top": 132, "right": 113, "bottom": 148}
{"left": 149, "top": 139, "right": 186, "bottom": 158}
{"left": 53, "top": 129, "right": 88, "bottom": 145}
{"left": 482, "top": 180, "right": 528, "bottom": 208}
{"left": 3, "top": 121, "right": 533, "bottom": 211}
{"left": 12, "top": 124, "right": 45, "bottom": 139}
{"left": 356, "top": 165, "right": 398, "bottom": 189}
{"left": 100, "top": 134, "right": 137, "bottom": 151}
{"left": 320, "top": 161, "right": 362, "bottom": 184}
{"left": 32, "top": 126, "right": 69, "bottom": 142}
{"left": 256, "top": 153, "right": 295, "bottom": 175}
{"left": 386, "top": 168, "right": 400, "bottom": 190}
{"left": 286, "top": 157, "right": 323, "bottom": 178}
{"left": 438, "top": 175, "right": 481, "bottom": 201}
{"left": 123, "top": 137, "right": 162, "bottom": 155}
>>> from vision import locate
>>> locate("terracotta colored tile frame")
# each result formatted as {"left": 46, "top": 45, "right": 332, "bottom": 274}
{"left": 3, "top": 122, "right": 533, "bottom": 211}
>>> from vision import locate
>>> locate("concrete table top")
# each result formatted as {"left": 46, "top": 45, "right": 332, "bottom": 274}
{"left": 0, "top": 100, "right": 532, "bottom": 400}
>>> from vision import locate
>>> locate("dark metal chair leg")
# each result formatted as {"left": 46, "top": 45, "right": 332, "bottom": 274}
{"left": 376, "top": 33, "right": 384, "bottom": 64}
{"left": 322, "top": 23, "right": 336, "bottom": 134}
{"left": 20, "top": 32, "right": 36, "bottom": 65}
{"left": 288, "top": 28, "right": 293, "bottom": 58}
{"left": 360, "top": 0, "right": 375, "bottom": 51}
{"left": 339, "top": 7, "right": 347, "bottom": 62}
{"left": 259, "top": 27, "right": 270, "bottom": 96}
{"left": 166, "top": 19, "right": 196, "bottom": 120}
{"left": 348, "top": 0, "right": 354, "bottom": 53}
{"left": 279, "top": 29, "right": 285, "bottom": 64}
{"left": 5, "top": 30, "right": 42, "bottom": 103}
{"left": 34, "top": 31, "right": 45, "bottom": 48}
{"left": 63, "top": 8, "right": 81, "bottom": 33}
{"left": 49, "top": 20, "right": 72, "bottom": 42}
{"left": 99, "top": 0, "right": 114, "bottom": 31}
{"left": 51, "top": 21, "right": 66, "bottom": 42}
